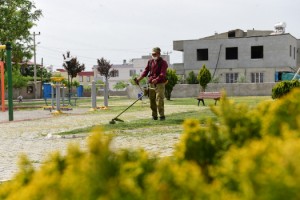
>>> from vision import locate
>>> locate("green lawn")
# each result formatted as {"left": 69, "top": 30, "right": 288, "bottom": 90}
{"left": 53, "top": 95, "right": 271, "bottom": 136}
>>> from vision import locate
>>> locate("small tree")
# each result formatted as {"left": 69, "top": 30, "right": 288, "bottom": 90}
{"left": 96, "top": 57, "right": 117, "bottom": 107}
{"left": 165, "top": 68, "right": 178, "bottom": 100}
{"left": 186, "top": 71, "right": 199, "bottom": 84}
{"left": 113, "top": 81, "right": 128, "bottom": 91}
{"left": 63, "top": 51, "right": 85, "bottom": 102}
{"left": 197, "top": 65, "right": 211, "bottom": 92}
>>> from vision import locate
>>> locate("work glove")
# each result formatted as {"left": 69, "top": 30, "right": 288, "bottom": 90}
{"left": 134, "top": 77, "right": 140, "bottom": 85}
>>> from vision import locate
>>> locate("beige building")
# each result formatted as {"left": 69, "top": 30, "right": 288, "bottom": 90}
{"left": 173, "top": 24, "right": 300, "bottom": 83}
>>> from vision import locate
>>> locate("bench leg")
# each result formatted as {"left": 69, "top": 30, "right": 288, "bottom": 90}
{"left": 198, "top": 99, "right": 205, "bottom": 106}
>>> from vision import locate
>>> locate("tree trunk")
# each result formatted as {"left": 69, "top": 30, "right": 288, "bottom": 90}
{"left": 68, "top": 74, "right": 71, "bottom": 105}
{"left": 104, "top": 77, "right": 108, "bottom": 107}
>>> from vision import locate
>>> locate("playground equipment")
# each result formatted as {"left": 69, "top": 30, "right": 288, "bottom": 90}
{"left": 89, "top": 81, "right": 107, "bottom": 111}
{"left": 0, "top": 43, "right": 13, "bottom": 121}
{"left": 43, "top": 77, "right": 72, "bottom": 114}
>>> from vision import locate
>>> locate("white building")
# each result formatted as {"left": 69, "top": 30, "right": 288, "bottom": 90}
{"left": 94, "top": 55, "right": 171, "bottom": 90}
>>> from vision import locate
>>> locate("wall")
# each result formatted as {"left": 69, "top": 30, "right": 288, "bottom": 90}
{"left": 127, "top": 83, "right": 276, "bottom": 98}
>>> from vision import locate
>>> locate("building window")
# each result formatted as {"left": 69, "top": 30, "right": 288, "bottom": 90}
{"left": 251, "top": 72, "right": 264, "bottom": 83}
{"left": 129, "top": 70, "right": 136, "bottom": 76}
{"left": 226, "top": 47, "right": 238, "bottom": 60}
{"left": 251, "top": 46, "right": 263, "bottom": 59}
{"left": 79, "top": 76, "right": 83, "bottom": 82}
{"left": 294, "top": 47, "right": 296, "bottom": 60}
{"left": 228, "top": 31, "right": 236, "bottom": 38}
{"left": 226, "top": 73, "right": 238, "bottom": 83}
{"left": 197, "top": 49, "right": 208, "bottom": 61}
{"left": 110, "top": 70, "right": 119, "bottom": 77}
{"left": 86, "top": 76, "right": 91, "bottom": 82}
{"left": 290, "top": 45, "right": 292, "bottom": 57}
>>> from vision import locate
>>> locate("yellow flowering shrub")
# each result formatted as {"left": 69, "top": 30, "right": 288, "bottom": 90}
{"left": 1, "top": 89, "right": 300, "bottom": 199}
{"left": 215, "top": 135, "right": 300, "bottom": 199}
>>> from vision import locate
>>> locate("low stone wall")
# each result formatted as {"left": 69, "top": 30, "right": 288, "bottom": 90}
{"left": 127, "top": 83, "right": 276, "bottom": 98}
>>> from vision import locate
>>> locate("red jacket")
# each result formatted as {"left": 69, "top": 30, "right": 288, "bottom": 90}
{"left": 140, "top": 57, "right": 168, "bottom": 84}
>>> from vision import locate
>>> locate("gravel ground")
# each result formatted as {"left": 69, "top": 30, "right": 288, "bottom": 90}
{"left": 0, "top": 104, "right": 197, "bottom": 181}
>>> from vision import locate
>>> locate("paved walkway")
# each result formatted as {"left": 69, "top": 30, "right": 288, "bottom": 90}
{"left": 0, "top": 105, "right": 196, "bottom": 182}
{"left": 0, "top": 108, "right": 115, "bottom": 181}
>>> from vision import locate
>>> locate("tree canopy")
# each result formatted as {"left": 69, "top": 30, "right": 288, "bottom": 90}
{"left": 0, "top": 0, "right": 42, "bottom": 62}
{"left": 63, "top": 51, "right": 85, "bottom": 100}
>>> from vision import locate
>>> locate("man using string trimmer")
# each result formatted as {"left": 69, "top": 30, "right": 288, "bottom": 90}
{"left": 136, "top": 47, "right": 168, "bottom": 121}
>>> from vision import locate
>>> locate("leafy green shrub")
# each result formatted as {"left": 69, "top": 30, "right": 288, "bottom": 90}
{"left": 197, "top": 64, "right": 211, "bottom": 92}
{"left": 165, "top": 68, "right": 178, "bottom": 100}
{"left": 272, "top": 80, "right": 300, "bottom": 99}
{"left": 186, "top": 71, "right": 198, "bottom": 84}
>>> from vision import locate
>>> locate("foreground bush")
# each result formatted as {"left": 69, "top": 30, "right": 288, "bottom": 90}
{"left": 2, "top": 90, "right": 300, "bottom": 199}
{"left": 272, "top": 80, "right": 300, "bottom": 99}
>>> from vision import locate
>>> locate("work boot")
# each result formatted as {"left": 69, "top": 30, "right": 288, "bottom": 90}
{"left": 160, "top": 116, "right": 165, "bottom": 121}
{"left": 152, "top": 116, "right": 158, "bottom": 120}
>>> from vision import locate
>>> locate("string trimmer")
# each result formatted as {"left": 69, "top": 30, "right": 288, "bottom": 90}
{"left": 109, "top": 78, "right": 144, "bottom": 124}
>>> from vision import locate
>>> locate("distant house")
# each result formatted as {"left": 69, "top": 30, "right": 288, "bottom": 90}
{"left": 173, "top": 24, "right": 300, "bottom": 83}
{"left": 93, "top": 55, "right": 171, "bottom": 91}
{"left": 55, "top": 69, "right": 94, "bottom": 87}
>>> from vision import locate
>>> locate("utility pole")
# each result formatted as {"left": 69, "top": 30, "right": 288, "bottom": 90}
{"left": 40, "top": 57, "right": 43, "bottom": 97}
{"left": 163, "top": 51, "right": 172, "bottom": 64}
{"left": 33, "top": 31, "right": 40, "bottom": 99}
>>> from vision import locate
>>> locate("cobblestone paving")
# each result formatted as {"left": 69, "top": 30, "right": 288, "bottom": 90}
{"left": 0, "top": 105, "right": 197, "bottom": 181}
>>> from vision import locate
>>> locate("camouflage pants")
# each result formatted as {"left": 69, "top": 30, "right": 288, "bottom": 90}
{"left": 149, "top": 83, "right": 165, "bottom": 118}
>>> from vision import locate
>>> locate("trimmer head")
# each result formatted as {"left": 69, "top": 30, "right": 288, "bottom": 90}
{"left": 109, "top": 118, "right": 124, "bottom": 124}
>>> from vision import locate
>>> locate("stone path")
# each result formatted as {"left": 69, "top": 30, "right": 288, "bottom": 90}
{"left": 0, "top": 105, "right": 197, "bottom": 181}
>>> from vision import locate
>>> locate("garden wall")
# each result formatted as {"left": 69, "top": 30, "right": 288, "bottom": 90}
{"left": 127, "top": 83, "right": 276, "bottom": 98}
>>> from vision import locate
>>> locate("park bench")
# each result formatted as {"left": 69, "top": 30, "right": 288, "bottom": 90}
{"left": 195, "top": 92, "right": 221, "bottom": 106}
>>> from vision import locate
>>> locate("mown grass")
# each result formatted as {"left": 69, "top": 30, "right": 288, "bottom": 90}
{"left": 56, "top": 95, "right": 271, "bottom": 136}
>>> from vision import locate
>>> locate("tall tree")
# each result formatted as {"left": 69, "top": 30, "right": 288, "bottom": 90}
{"left": 197, "top": 64, "right": 212, "bottom": 92}
{"left": 96, "top": 57, "right": 117, "bottom": 107}
{"left": 0, "top": 0, "right": 42, "bottom": 62}
{"left": 63, "top": 51, "right": 85, "bottom": 103}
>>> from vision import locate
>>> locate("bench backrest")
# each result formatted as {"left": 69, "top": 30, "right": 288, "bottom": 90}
{"left": 198, "top": 92, "right": 221, "bottom": 98}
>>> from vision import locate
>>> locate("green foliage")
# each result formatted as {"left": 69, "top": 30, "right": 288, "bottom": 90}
{"left": 165, "top": 68, "right": 178, "bottom": 100}
{"left": 272, "top": 80, "right": 300, "bottom": 99}
{"left": 186, "top": 71, "right": 199, "bottom": 84}
{"left": 129, "top": 74, "right": 148, "bottom": 86}
{"left": 197, "top": 64, "right": 212, "bottom": 91}
{"left": 0, "top": 0, "right": 42, "bottom": 62}
{"left": 72, "top": 80, "right": 80, "bottom": 88}
{"left": 113, "top": 81, "right": 128, "bottom": 90}
{"left": 3, "top": 90, "right": 300, "bottom": 199}
{"left": 20, "top": 65, "right": 52, "bottom": 83}
{"left": 4, "top": 65, "right": 29, "bottom": 88}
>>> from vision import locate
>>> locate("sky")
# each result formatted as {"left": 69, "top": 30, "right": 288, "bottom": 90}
{"left": 31, "top": 0, "right": 300, "bottom": 71}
